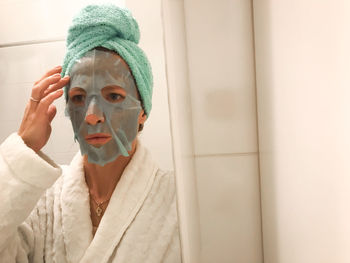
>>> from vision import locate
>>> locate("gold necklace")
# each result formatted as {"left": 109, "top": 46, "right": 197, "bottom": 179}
{"left": 90, "top": 194, "right": 110, "bottom": 217}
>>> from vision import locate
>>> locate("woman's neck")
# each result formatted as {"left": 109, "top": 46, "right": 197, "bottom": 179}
{"left": 84, "top": 141, "right": 137, "bottom": 201}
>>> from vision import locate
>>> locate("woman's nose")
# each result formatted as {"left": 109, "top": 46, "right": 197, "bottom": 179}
{"left": 85, "top": 113, "right": 105, "bottom": 125}
{"left": 85, "top": 98, "right": 105, "bottom": 125}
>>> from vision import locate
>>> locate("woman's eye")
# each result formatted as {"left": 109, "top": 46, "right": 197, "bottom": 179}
{"left": 101, "top": 86, "right": 126, "bottom": 103}
{"left": 71, "top": 94, "right": 85, "bottom": 105}
{"left": 107, "top": 93, "right": 124, "bottom": 103}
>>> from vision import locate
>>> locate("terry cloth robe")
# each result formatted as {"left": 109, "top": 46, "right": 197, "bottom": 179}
{"left": 0, "top": 133, "right": 181, "bottom": 263}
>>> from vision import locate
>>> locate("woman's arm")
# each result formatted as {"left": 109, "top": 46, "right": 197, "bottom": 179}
{"left": 0, "top": 133, "right": 62, "bottom": 262}
{"left": 0, "top": 66, "right": 68, "bottom": 262}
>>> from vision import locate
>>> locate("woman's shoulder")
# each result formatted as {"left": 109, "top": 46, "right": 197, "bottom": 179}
{"left": 155, "top": 168, "right": 175, "bottom": 184}
{"left": 150, "top": 168, "right": 177, "bottom": 202}
{"left": 155, "top": 168, "right": 175, "bottom": 179}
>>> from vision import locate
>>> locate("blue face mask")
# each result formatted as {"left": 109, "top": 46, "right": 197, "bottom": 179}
{"left": 65, "top": 49, "right": 142, "bottom": 166}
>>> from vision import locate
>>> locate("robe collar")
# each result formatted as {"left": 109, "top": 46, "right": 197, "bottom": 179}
{"left": 61, "top": 141, "right": 158, "bottom": 263}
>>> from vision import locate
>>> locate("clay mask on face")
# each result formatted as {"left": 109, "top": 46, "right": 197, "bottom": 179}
{"left": 66, "top": 49, "right": 142, "bottom": 166}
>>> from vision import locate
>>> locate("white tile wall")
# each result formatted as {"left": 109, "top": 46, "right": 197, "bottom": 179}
{"left": 0, "top": 0, "right": 67, "bottom": 44}
{"left": 195, "top": 154, "right": 262, "bottom": 263}
{"left": 184, "top": 0, "right": 258, "bottom": 155}
{"left": 181, "top": 0, "right": 263, "bottom": 262}
{"left": 0, "top": 45, "right": 47, "bottom": 85}
{"left": 0, "top": 0, "right": 125, "bottom": 44}
{"left": 0, "top": 120, "right": 22, "bottom": 143}
{"left": 190, "top": 85, "right": 258, "bottom": 155}
{"left": 0, "top": 82, "right": 31, "bottom": 122}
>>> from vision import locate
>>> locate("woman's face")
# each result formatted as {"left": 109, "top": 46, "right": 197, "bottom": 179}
{"left": 66, "top": 49, "right": 145, "bottom": 166}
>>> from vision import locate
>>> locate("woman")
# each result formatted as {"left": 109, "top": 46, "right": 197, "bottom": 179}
{"left": 0, "top": 4, "right": 180, "bottom": 263}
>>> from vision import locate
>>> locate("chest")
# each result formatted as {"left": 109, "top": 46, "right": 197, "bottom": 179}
{"left": 89, "top": 198, "right": 110, "bottom": 236}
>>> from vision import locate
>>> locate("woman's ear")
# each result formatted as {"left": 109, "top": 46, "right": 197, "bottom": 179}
{"left": 138, "top": 109, "right": 147, "bottom": 132}
{"left": 138, "top": 109, "right": 147, "bottom": 125}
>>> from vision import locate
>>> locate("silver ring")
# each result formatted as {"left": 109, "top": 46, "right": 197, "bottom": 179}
{"left": 30, "top": 97, "right": 40, "bottom": 102}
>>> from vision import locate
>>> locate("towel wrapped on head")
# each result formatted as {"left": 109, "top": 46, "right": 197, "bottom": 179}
{"left": 62, "top": 4, "right": 153, "bottom": 117}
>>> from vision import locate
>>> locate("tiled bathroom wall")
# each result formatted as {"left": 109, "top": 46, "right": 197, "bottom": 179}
{"left": 182, "top": 0, "right": 263, "bottom": 262}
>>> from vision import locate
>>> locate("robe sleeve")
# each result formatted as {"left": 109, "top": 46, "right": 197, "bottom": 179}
{"left": 0, "top": 133, "right": 61, "bottom": 262}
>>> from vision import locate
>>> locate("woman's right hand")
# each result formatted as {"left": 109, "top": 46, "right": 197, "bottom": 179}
{"left": 18, "top": 66, "right": 70, "bottom": 153}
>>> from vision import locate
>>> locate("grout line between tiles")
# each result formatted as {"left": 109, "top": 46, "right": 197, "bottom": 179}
{"left": 0, "top": 37, "right": 65, "bottom": 48}
{"left": 250, "top": 0, "right": 265, "bottom": 262}
{"left": 194, "top": 152, "right": 258, "bottom": 158}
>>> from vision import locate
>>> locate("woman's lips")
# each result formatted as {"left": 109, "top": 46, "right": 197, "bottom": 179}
{"left": 85, "top": 133, "right": 112, "bottom": 145}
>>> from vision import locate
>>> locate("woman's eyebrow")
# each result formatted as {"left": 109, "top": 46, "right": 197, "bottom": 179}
{"left": 103, "top": 85, "right": 125, "bottom": 91}
{"left": 69, "top": 87, "right": 86, "bottom": 93}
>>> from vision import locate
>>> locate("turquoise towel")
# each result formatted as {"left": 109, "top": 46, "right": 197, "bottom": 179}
{"left": 62, "top": 4, "right": 153, "bottom": 117}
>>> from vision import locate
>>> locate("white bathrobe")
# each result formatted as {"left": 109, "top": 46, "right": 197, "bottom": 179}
{"left": 0, "top": 133, "right": 181, "bottom": 263}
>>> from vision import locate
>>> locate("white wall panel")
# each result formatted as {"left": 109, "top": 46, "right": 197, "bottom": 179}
{"left": 0, "top": 0, "right": 125, "bottom": 45}
{"left": 195, "top": 154, "right": 262, "bottom": 263}
{"left": 184, "top": 0, "right": 258, "bottom": 155}
{"left": 253, "top": 1, "right": 350, "bottom": 262}
{"left": 181, "top": 0, "right": 262, "bottom": 262}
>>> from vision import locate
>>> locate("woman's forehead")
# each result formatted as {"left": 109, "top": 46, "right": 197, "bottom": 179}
{"left": 69, "top": 50, "right": 138, "bottom": 97}
{"left": 71, "top": 50, "right": 131, "bottom": 75}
